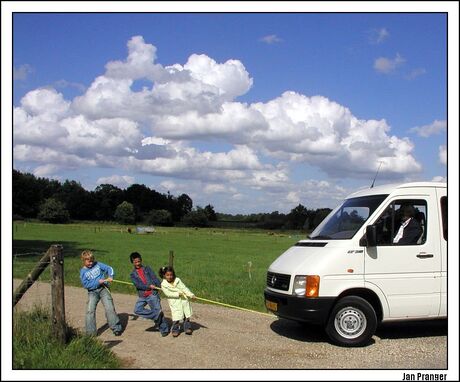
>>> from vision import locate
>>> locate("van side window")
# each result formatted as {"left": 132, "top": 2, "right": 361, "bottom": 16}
{"left": 440, "top": 196, "right": 447, "bottom": 241}
{"left": 374, "top": 199, "right": 427, "bottom": 246}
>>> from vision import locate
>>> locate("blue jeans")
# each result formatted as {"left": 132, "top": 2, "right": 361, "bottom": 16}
{"left": 134, "top": 294, "right": 169, "bottom": 334}
{"left": 85, "top": 286, "right": 122, "bottom": 335}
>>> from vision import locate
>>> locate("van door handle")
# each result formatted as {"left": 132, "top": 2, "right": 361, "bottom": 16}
{"left": 417, "top": 253, "right": 434, "bottom": 258}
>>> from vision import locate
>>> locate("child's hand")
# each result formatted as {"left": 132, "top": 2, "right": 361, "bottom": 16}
{"left": 106, "top": 277, "right": 113, "bottom": 283}
{"left": 191, "top": 295, "right": 196, "bottom": 301}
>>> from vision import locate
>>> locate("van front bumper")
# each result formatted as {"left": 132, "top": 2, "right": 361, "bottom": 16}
{"left": 264, "top": 289, "right": 335, "bottom": 326}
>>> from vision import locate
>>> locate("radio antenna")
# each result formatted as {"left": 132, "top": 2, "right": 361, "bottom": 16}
{"left": 370, "top": 161, "right": 383, "bottom": 188}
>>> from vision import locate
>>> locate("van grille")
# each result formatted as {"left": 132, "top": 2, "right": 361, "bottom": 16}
{"left": 266, "top": 272, "right": 290, "bottom": 291}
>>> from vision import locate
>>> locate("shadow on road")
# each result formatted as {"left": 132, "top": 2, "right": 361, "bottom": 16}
{"left": 270, "top": 318, "right": 447, "bottom": 344}
{"left": 270, "top": 319, "right": 328, "bottom": 343}
{"left": 376, "top": 319, "right": 448, "bottom": 340}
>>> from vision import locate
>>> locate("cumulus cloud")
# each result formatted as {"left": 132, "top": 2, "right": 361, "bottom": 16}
{"left": 410, "top": 119, "right": 446, "bottom": 137}
{"left": 260, "top": 34, "right": 282, "bottom": 44}
{"left": 439, "top": 145, "right": 447, "bottom": 165}
{"left": 13, "top": 35, "right": 422, "bottom": 203}
{"left": 96, "top": 175, "right": 135, "bottom": 188}
{"left": 374, "top": 53, "right": 405, "bottom": 74}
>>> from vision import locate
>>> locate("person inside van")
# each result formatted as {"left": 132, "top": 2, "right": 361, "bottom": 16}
{"left": 393, "top": 205, "right": 423, "bottom": 245}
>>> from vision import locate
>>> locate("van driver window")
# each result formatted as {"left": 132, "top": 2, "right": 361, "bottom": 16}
{"left": 374, "top": 200, "right": 427, "bottom": 246}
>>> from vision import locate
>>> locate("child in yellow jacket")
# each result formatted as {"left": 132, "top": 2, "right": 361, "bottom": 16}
{"left": 159, "top": 266, "right": 195, "bottom": 337}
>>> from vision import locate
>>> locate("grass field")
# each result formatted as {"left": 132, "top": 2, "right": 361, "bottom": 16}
{"left": 13, "top": 222, "right": 301, "bottom": 312}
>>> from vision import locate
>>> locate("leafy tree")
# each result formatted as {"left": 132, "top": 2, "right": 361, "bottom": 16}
{"left": 93, "top": 184, "right": 124, "bottom": 220}
{"left": 37, "top": 198, "right": 70, "bottom": 224}
{"left": 182, "top": 207, "right": 209, "bottom": 227}
{"left": 114, "top": 201, "right": 136, "bottom": 224}
{"left": 287, "top": 204, "right": 310, "bottom": 230}
{"left": 204, "top": 204, "right": 217, "bottom": 221}
{"left": 54, "top": 180, "right": 93, "bottom": 220}
{"left": 170, "top": 193, "right": 193, "bottom": 222}
{"left": 13, "top": 170, "right": 60, "bottom": 218}
{"left": 146, "top": 209, "right": 173, "bottom": 226}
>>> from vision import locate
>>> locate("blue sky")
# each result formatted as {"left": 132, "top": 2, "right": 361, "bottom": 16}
{"left": 11, "top": 11, "right": 448, "bottom": 213}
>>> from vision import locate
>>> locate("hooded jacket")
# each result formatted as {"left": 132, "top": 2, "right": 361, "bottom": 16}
{"left": 161, "top": 277, "right": 194, "bottom": 321}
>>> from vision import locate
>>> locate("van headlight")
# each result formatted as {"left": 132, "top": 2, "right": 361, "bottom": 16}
{"left": 293, "top": 275, "right": 320, "bottom": 297}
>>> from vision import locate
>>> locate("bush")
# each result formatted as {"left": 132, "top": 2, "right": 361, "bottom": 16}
{"left": 182, "top": 208, "right": 209, "bottom": 227}
{"left": 37, "top": 198, "right": 70, "bottom": 224}
{"left": 114, "top": 201, "right": 135, "bottom": 224}
{"left": 146, "top": 209, "right": 173, "bottom": 226}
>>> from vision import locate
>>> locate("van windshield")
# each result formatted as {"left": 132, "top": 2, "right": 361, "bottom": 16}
{"left": 310, "top": 194, "right": 388, "bottom": 240}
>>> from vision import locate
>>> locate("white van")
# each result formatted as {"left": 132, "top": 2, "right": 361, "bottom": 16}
{"left": 264, "top": 182, "right": 447, "bottom": 347}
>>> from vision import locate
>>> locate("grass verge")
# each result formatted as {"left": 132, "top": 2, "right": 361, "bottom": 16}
{"left": 13, "top": 305, "right": 121, "bottom": 369}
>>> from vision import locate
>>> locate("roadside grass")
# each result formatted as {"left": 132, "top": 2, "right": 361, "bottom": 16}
{"left": 13, "top": 222, "right": 301, "bottom": 312}
{"left": 13, "top": 305, "right": 121, "bottom": 369}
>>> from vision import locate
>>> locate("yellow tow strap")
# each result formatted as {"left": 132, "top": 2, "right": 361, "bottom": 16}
{"left": 111, "top": 279, "right": 274, "bottom": 318}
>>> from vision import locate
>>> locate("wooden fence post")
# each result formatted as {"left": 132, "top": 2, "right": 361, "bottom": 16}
{"left": 13, "top": 250, "right": 51, "bottom": 306}
{"left": 50, "top": 244, "right": 66, "bottom": 344}
{"left": 169, "top": 250, "right": 174, "bottom": 267}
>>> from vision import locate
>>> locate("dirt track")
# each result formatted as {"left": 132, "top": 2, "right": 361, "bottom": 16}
{"left": 13, "top": 280, "right": 447, "bottom": 370}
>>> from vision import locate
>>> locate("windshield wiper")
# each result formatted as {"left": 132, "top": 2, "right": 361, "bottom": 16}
{"left": 309, "top": 235, "right": 331, "bottom": 240}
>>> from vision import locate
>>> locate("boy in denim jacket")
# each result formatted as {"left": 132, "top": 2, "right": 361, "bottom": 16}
{"left": 129, "top": 252, "right": 169, "bottom": 336}
{"left": 80, "top": 250, "right": 122, "bottom": 336}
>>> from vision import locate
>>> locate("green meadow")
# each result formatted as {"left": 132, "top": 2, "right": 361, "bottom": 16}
{"left": 13, "top": 222, "right": 301, "bottom": 312}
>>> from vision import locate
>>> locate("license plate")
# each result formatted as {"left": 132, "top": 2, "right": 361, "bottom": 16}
{"left": 265, "top": 300, "right": 278, "bottom": 312}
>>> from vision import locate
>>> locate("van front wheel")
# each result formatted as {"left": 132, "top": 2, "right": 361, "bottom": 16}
{"left": 325, "top": 296, "right": 377, "bottom": 347}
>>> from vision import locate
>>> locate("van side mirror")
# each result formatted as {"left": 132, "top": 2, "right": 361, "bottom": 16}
{"left": 365, "top": 225, "right": 377, "bottom": 247}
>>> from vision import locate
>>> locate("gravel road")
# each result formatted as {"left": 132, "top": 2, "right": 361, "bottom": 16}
{"left": 13, "top": 280, "right": 447, "bottom": 370}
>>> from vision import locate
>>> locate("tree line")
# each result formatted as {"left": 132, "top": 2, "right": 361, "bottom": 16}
{"left": 13, "top": 169, "right": 331, "bottom": 230}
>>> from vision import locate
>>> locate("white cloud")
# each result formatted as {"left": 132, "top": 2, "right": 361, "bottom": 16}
{"left": 405, "top": 67, "right": 427, "bottom": 80}
{"left": 159, "top": 180, "right": 177, "bottom": 192}
{"left": 20, "top": 87, "right": 70, "bottom": 117}
{"left": 33, "top": 164, "right": 61, "bottom": 178}
{"left": 204, "top": 184, "right": 238, "bottom": 194}
{"left": 432, "top": 176, "right": 446, "bottom": 182}
{"left": 439, "top": 145, "right": 447, "bottom": 165}
{"left": 369, "top": 28, "right": 389, "bottom": 44}
{"left": 184, "top": 54, "right": 253, "bottom": 100}
{"left": 250, "top": 91, "right": 420, "bottom": 178}
{"left": 260, "top": 34, "right": 282, "bottom": 44}
{"left": 96, "top": 175, "right": 135, "bottom": 188}
{"left": 105, "top": 35, "right": 165, "bottom": 81}
{"left": 13, "top": 64, "right": 33, "bottom": 81}
{"left": 410, "top": 119, "right": 446, "bottom": 137}
{"left": 54, "top": 79, "right": 86, "bottom": 92}
{"left": 374, "top": 53, "right": 405, "bottom": 74}
{"left": 13, "top": 35, "right": 423, "bottom": 199}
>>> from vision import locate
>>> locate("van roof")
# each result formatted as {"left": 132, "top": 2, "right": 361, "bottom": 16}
{"left": 346, "top": 181, "right": 447, "bottom": 199}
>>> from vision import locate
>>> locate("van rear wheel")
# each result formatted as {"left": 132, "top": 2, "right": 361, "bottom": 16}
{"left": 325, "top": 296, "right": 377, "bottom": 347}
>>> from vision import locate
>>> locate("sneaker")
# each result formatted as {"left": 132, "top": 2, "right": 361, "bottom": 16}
{"left": 114, "top": 331, "right": 122, "bottom": 336}
{"left": 161, "top": 331, "right": 169, "bottom": 337}
{"left": 185, "top": 328, "right": 193, "bottom": 335}
{"left": 172, "top": 331, "right": 180, "bottom": 337}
